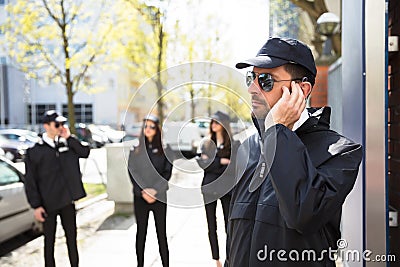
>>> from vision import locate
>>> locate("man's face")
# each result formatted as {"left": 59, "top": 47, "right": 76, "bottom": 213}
{"left": 247, "top": 65, "right": 293, "bottom": 119}
{"left": 43, "top": 121, "right": 63, "bottom": 138}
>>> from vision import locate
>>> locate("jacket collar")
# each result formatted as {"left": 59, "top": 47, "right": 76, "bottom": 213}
{"left": 42, "top": 133, "right": 56, "bottom": 148}
{"left": 295, "top": 107, "right": 331, "bottom": 134}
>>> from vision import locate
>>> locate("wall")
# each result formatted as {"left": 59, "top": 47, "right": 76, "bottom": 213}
{"left": 388, "top": 0, "right": 400, "bottom": 263}
{"left": 340, "top": 0, "right": 364, "bottom": 266}
{"left": 310, "top": 65, "right": 329, "bottom": 107}
{"left": 327, "top": 58, "right": 342, "bottom": 133}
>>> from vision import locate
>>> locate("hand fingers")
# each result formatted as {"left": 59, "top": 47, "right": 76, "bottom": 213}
{"left": 289, "top": 81, "right": 299, "bottom": 101}
{"left": 34, "top": 209, "right": 46, "bottom": 222}
{"left": 294, "top": 83, "right": 306, "bottom": 110}
{"left": 288, "top": 82, "right": 304, "bottom": 112}
{"left": 281, "top": 86, "right": 291, "bottom": 100}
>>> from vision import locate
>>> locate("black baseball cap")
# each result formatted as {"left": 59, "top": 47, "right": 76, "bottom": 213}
{"left": 211, "top": 111, "right": 230, "bottom": 123}
{"left": 236, "top": 37, "right": 317, "bottom": 76}
{"left": 211, "top": 111, "right": 230, "bottom": 130}
{"left": 143, "top": 114, "right": 160, "bottom": 124}
{"left": 42, "top": 110, "right": 67, "bottom": 124}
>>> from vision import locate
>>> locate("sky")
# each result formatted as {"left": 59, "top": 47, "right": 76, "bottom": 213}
{"left": 167, "top": 0, "right": 270, "bottom": 69}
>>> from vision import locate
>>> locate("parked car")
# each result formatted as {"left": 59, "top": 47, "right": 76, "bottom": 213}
{"left": 163, "top": 121, "right": 203, "bottom": 157}
{"left": 0, "top": 135, "right": 30, "bottom": 162}
{"left": 0, "top": 129, "right": 40, "bottom": 147}
{"left": 74, "top": 123, "right": 110, "bottom": 148}
{"left": 0, "top": 157, "right": 41, "bottom": 243}
{"left": 87, "top": 124, "right": 110, "bottom": 147}
{"left": 95, "top": 125, "right": 125, "bottom": 143}
{"left": 194, "top": 118, "right": 210, "bottom": 138}
{"left": 124, "top": 122, "right": 142, "bottom": 139}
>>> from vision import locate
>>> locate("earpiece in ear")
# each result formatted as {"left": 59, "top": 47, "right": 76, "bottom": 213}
{"left": 301, "top": 77, "right": 308, "bottom": 83}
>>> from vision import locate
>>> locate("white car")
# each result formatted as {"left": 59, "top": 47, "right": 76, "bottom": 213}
{"left": 0, "top": 157, "right": 40, "bottom": 243}
{"left": 194, "top": 118, "right": 210, "bottom": 138}
{"left": 162, "top": 121, "right": 203, "bottom": 156}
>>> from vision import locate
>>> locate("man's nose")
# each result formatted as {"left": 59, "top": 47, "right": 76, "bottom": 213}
{"left": 247, "top": 81, "right": 261, "bottom": 94}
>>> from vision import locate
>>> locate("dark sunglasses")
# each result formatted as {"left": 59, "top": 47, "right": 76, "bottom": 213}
{"left": 246, "top": 71, "right": 305, "bottom": 92}
{"left": 144, "top": 124, "right": 156, "bottom": 130}
{"left": 54, "top": 122, "right": 64, "bottom": 128}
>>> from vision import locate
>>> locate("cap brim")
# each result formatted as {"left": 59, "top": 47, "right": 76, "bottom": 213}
{"left": 55, "top": 115, "right": 67, "bottom": 122}
{"left": 236, "top": 56, "right": 289, "bottom": 69}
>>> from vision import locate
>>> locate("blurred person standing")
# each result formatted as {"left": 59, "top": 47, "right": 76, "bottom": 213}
{"left": 24, "top": 110, "right": 90, "bottom": 267}
{"left": 197, "top": 111, "right": 236, "bottom": 267}
{"left": 128, "top": 115, "right": 172, "bottom": 267}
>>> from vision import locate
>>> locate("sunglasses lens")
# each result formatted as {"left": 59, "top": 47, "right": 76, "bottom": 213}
{"left": 145, "top": 124, "right": 156, "bottom": 130}
{"left": 246, "top": 71, "right": 255, "bottom": 87}
{"left": 258, "top": 73, "right": 274, "bottom": 92}
{"left": 55, "top": 122, "right": 60, "bottom": 128}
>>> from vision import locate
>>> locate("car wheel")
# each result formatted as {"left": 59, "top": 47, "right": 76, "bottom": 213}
{"left": 5, "top": 151, "right": 15, "bottom": 161}
{"left": 31, "top": 220, "right": 43, "bottom": 234}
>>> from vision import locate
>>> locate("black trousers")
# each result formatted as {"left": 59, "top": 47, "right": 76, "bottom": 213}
{"left": 43, "top": 203, "right": 78, "bottom": 267}
{"left": 203, "top": 194, "right": 231, "bottom": 260}
{"left": 134, "top": 196, "right": 169, "bottom": 267}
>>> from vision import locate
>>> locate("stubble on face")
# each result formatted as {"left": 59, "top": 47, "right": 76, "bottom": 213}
{"left": 251, "top": 93, "right": 270, "bottom": 119}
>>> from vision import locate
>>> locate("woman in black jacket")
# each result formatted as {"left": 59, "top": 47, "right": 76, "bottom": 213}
{"left": 127, "top": 115, "right": 172, "bottom": 267}
{"left": 197, "top": 111, "right": 233, "bottom": 267}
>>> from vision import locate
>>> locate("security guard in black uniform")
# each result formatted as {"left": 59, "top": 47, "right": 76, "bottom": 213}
{"left": 25, "top": 110, "right": 90, "bottom": 267}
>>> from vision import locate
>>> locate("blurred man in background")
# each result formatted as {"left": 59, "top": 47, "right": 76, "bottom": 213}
{"left": 25, "top": 110, "right": 90, "bottom": 267}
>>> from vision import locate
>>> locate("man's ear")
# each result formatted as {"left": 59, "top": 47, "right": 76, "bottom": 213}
{"left": 43, "top": 123, "right": 50, "bottom": 131}
{"left": 301, "top": 82, "right": 312, "bottom": 99}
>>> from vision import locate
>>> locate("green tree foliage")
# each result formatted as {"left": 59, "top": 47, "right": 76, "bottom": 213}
{"left": 167, "top": 1, "right": 249, "bottom": 122}
{"left": 122, "top": 0, "right": 169, "bottom": 123}
{"left": 270, "top": 0, "right": 301, "bottom": 38}
{"left": 3, "top": 0, "right": 120, "bottom": 133}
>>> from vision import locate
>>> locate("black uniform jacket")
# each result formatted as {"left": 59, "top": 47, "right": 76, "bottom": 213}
{"left": 128, "top": 144, "right": 173, "bottom": 202}
{"left": 226, "top": 107, "right": 363, "bottom": 267}
{"left": 24, "top": 136, "right": 90, "bottom": 213}
{"left": 197, "top": 139, "right": 239, "bottom": 198}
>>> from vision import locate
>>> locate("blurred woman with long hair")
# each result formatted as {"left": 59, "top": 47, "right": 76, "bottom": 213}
{"left": 128, "top": 115, "right": 172, "bottom": 267}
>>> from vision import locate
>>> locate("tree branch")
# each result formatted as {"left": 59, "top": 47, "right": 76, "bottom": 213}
{"left": 72, "top": 23, "right": 112, "bottom": 92}
{"left": 41, "top": 0, "right": 63, "bottom": 28}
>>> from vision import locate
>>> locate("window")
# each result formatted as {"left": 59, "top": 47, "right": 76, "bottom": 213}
{"left": 2, "top": 134, "right": 19, "bottom": 141}
{"left": 0, "top": 161, "right": 20, "bottom": 186}
{"left": 27, "top": 104, "right": 56, "bottom": 124}
{"left": 62, "top": 104, "right": 93, "bottom": 124}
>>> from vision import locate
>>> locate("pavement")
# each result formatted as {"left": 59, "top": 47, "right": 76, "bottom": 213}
{"left": 77, "top": 200, "right": 226, "bottom": 267}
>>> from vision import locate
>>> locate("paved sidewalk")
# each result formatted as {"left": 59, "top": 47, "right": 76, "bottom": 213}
{"left": 79, "top": 203, "right": 226, "bottom": 267}
{"left": 76, "top": 158, "right": 226, "bottom": 266}
{"left": 0, "top": 198, "right": 226, "bottom": 267}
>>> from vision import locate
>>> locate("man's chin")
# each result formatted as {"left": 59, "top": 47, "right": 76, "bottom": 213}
{"left": 252, "top": 107, "right": 268, "bottom": 120}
